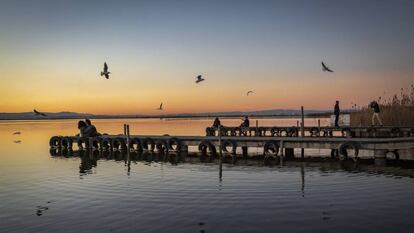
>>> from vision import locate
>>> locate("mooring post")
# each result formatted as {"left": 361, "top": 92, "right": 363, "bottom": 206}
{"left": 126, "top": 124, "right": 131, "bottom": 174}
{"left": 126, "top": 124, "right": 130, "bottom": 146}
{"left": 301, "top": 106, "right": 305, "bottom": 137}
{"left": 301, "top": 106, "right": 305, "bottom": 159}
{"left": 318, "top": 119, "right": 321, "bottom": 136}
{"left": 218, "top": 125, "right": 222, "bottom": 161}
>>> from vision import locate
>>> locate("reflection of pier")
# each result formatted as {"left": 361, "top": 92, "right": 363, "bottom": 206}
{"left": 49, "top": 149, "right": 414, "bottom": 179}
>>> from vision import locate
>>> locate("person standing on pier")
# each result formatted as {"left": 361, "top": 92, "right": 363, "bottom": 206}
{"left": 370, "top": 100, "right": 383, "bottom": 126}
{"left": 334, "top": 100, "right": 340, "bottom": 127}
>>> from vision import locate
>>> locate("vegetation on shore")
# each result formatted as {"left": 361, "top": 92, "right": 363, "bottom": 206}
{"left": 351, "top": 84, "right": 414, "bottom": 126}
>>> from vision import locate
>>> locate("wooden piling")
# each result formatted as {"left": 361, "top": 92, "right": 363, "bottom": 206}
{"left": 301, "top": 106, "right": 305, "bottom": 137}
{"left": 125, "top": 124, "right": 131, "bottom": 175}
{"left": 318, "top": 119, "right": 321, "bottom": 136}
{"left": 218, "top": 125, "right": 222, "bottom": 160}
{"left": 242, "top": 147, "right": 248, "bottom": 158}
{"left": 301, "top": 106, "right": 305, "bottom": 159}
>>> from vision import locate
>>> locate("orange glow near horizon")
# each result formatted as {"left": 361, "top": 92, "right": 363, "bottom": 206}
{"left": 1, "top": 67, "right": 412, "bottom": 115}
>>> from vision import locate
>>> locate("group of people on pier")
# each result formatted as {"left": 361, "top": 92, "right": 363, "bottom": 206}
{"left": 212, "top": 116, "right": 250, "bottom": 128}
{"left": 211, "top": 100, "right": 383, "bottom": 129}
{"left": 76, "top": 101, "right": 384, "bottom": 138}
{"left": 77, "top": 119, "right": 100, "bottom": 137}
{"left": 333, "top": 100, "right": 383, "bottom": 127}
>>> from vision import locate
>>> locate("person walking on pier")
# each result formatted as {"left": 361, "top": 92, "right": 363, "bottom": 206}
{"left": 334, "top": 100, "right": 340, "bottom": 127}
{"left": 212, "top": 117, "right": 221, "bottom": 128}
{"left": 370, "top": 100, "right": 383, "bottom": 126}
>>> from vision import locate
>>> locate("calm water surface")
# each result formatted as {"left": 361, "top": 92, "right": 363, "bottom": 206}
{"left": 1, "top": 118, "right": 414, "bottom": 233}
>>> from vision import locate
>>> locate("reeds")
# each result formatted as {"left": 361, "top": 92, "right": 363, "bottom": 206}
{"left": 350, "top": 84, "right": 414, "bottom": 126}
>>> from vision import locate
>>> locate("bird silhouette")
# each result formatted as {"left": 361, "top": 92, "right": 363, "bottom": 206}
{"left": 13, "top": 132, "right": 21, "bottom": 135}
{"left": 247, "top": 90, "right": 254, "bottom": 96}
{"left": 156, "top": 102, "right": 163, "bottom": 110}
{"left": 100, "top": 62, "right": 110, "bottom": 79}
{"left": 321, "top": 61, "right": 334, "bottom": 72}
{"left": 195, "top": 75, "right": 205, "bottom": 83}
{"left": 33, "top": 109, "right": 47, "bottom": 117}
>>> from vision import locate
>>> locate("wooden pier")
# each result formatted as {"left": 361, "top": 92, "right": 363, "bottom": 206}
{"left": 49, "top": 126, "right": 414, "bottom": 162}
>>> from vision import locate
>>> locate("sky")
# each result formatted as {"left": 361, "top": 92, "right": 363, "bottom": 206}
{"left": 0, "top": 0, "right": 413, "bottom": 114}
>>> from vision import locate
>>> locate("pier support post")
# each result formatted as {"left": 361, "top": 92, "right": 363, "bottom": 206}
{"left": 374, "top": 149, "right": 387, "bottom": 166}
{"left": 279, "top": 140, "right": 284, "bottom": 157}
{"left": 242, "top": 147, "right": 248, "bottom": 158}
{"left": 180, "top": 144, "right": 188, "bottom": 152}
{"left": 285, "top": 148, "right": 294, "bottom": 159}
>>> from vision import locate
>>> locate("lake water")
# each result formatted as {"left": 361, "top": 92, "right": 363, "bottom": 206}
{"left": 1, "top": 118, "right": 414, "bottom": 233}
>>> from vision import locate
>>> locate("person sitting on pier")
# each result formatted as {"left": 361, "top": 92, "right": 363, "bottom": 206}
{"left": 212, "top": 117, "right": 221, "bottom": 128}
{"left": 334, "top": 100, "right": 340, "bottom": 127}
{"left": 240, "top": 116, "right": 250, "bottom": 127}
{"left": 77, "top": 120, "right": 88, "bottom": 137}
{"left": 85, "top": 119, "right": 100, "bottom": 137}
{"left": 370, "top": 100, "right": 383, "bottom": 126}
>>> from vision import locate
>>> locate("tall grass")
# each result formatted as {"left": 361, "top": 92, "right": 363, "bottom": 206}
{"left": 350, "top": 84, "right": 414, "bottom": 126}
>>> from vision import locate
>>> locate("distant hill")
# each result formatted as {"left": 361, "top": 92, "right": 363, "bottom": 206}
{"left": 0, "top": 111, "right": 96, "bottom": 120}
{"left": 0, "top": 109, "right": 333, "bottom": 120}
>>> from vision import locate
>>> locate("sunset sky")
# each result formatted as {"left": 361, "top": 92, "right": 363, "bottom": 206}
{"left": 1, "top": 0, "right": 413, "bottom": 114}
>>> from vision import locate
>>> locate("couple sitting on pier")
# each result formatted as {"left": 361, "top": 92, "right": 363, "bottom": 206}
{"left": 77, "top": 119, "right": 100, "bottom": 137}
{"left": 212, "top": 116, "right": 250, "bottom": 128}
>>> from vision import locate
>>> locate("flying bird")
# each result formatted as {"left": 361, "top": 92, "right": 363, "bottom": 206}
{"left": 321, "top": 61, "right": 334, "bottom": 72}
{"left": 14, "top": 140, "right": 21, "bottom": 144}
{"left": 247, "top": 90, "right": 254, "bottom": 96}
{"left": 13, "top": 132, "right": 21, "bottom": 135}
{"left": 195, "top": 75, "right": 205, "bottom": 83}
{"left": 156, "top": 102, "right": 163, "bottom": 110}
{"left": 33, "top": 109, "right": 47, "bottom": 117}
{"left": 100, "top": 62, "right": 110, "bottom": 79}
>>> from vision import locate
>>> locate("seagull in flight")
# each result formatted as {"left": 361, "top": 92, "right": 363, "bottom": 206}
{"left": 33, "top": 109, "right": 47, "bottom": 117}
{"left": 321, "top": 61, "right": 334, "bottom": 72}
{"left": 100, "top": 62, "right": 110, "bottom": 79}
{"left": 246, "top": 90, "right": 254, "bottom": 96}
{"left": 195, "top": 75, "right": 205, "bottom": 84}
{"left": 156, "top": 102, "right": 163, "bottom": 110}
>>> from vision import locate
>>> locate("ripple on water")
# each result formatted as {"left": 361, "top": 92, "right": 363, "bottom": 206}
{"left": 1, "top": 156, "right": 414, "bottom": 233}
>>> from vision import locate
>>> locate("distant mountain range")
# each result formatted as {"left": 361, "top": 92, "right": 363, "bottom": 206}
{"left": 0, "top": 109, "right": 336, "bottom": 120}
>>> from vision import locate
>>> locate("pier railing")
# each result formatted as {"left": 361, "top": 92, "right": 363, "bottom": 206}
{"left": 205, "top": 126, "right": 414, "bottom": 138}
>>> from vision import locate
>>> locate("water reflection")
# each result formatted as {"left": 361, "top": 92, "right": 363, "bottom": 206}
{"left": 49, "top": 149, "right": 414, "bottom": 179}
